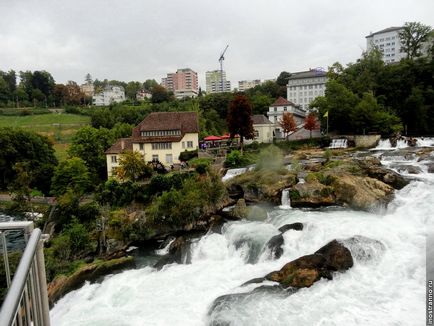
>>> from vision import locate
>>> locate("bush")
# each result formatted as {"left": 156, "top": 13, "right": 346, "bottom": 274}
{"left": 224, "top": 150, "right": 252, "bottom": 168}
{"left": 179, "top": 149, "right": 198, "bottom": 162}
{"left": 65, "top": 106, "right": 81, "bottom": 114}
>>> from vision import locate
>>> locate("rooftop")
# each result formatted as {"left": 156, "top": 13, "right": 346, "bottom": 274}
{"left": 271, "top": 97, "right": 296, "bottom": 107}
{"left": 287, "top": 69, "right": 327, "bottom": 80}
{"left": 365, "top": 26, "right": 403, "bottom": 38}
{"left": 252, "top": 115, "right": 273, "bottom": 125}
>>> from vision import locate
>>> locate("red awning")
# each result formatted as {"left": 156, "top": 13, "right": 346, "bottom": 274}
{"left": 204, "top": 135, "right": 222, "bottom": 141}
{"left": 221, "top": 134, "right": 239, "bottom": 139}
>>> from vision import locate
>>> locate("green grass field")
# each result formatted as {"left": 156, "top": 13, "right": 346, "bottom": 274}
{"left": 0, "top": 113, "right": 90, "bottom": 161}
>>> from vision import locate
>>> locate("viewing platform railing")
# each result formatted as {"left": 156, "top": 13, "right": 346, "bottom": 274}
{"left": 0, "top": 222, "right": 50, "bottom": 326}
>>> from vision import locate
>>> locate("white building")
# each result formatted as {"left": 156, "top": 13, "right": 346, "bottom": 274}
{"left": 287, "top": 69, "right": 327, "bottom": 111}
{"left": 245, "top": 115, "right": 274, "bottom": 144}
{"left": 366, "top": 27, "right": 406, "bottom": 64}
{"left": 206, "top": 70, "right": 231, "bottom": 93}
{"left": 93, "top": 85, "right": 125, "bottom": 106}
{"left": 136, "top": 89, "right": 152, "bottom": 101}
{"left": 267, "top": 97, "right": 306, "bottom": 139}
{"left": 238, "top": 80, "right": 261, "bottom": 92}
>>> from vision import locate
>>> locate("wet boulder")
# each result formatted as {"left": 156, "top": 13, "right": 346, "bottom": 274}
{"left": 153, "top": 236, "right": 190, "bottom": 269}
{"left": 265, "top": 234, "right": 284, "bottom": 259}
{"left": 278, "top": 222, "right": 304, "bottom": 233}
{"left": 264, "top": 239, "right": 353, "bottom": 288}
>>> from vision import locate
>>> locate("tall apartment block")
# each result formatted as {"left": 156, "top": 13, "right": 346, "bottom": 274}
{"left": 366, "top": 27, "right": 406, "bottom": 64}
{"left": 287, "top": 69, "right": 327, "bottom": 111}
{"left": 205, "top": 70, "right": 231, "bottom": 93}
{"left": 161, "top": 68, "right": 198, "bottom": 99}
{"left": 238, "top": 79, "right": 261, "bottom": 92}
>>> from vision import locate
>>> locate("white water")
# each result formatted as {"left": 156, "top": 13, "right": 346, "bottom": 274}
{"left": 51, "top": 152, "right": 433, "bottom": 326}
{"left": 279, "top": 189, "right": 291, "bottom": 210}
{"left": 374, "top": 137, "right": 434, "bottom": 150}
{"left": 329, "top": 138, "right": 347, "bottom": 149}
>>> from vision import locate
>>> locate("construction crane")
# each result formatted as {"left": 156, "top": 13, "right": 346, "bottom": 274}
{"left": 219, "top": 45, "right": 229, "bottom": 92}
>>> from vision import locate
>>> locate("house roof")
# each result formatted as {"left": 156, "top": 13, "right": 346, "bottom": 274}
{"left": 365, "top": 26, "right": 403, "bottom": 38}
{"left": 271, "top": 97, "right": 296, "bottom": 107}
{"left": 287, "top": 70, "right": 327, "bottom": 80}
{"left": 132, "top": 111, "right": 199, "bottom": 136}
{"left": 252, "top": 115, "right": 273, "bottom": 125}
{"left": 105, "top": 138, "right": 133, "bottom": 154}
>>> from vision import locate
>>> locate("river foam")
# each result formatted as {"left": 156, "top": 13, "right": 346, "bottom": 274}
{"left": 51, "top": 153, "right": 433, "bottom": 326}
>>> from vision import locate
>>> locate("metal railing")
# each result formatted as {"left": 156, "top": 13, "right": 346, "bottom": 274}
{"left": 0, "top": 222, "right": 50, "bottom": 326}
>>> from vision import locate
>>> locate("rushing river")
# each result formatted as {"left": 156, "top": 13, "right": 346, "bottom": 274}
{"left": 51, "top": 147, "right": 434, "bottom": 326}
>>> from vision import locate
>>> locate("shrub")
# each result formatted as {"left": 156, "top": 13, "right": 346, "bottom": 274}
{"left": 224, "top": 150, "right": 252, "bottom": 168}
{"left": 179, "top": 149, "right": 198, "bottom": 162}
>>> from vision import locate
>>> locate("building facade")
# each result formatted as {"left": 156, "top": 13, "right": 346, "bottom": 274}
{"left": 366, "top": 27, "right": 406, "bottom": 63}
{"left": 80, "top": 83, "right": 94, "bottom": 97}
{"left": 245, "top": 115, "right": 274, "bottom": 144}
{"left": 136, "top": 89, "right": 152, "bottom": 101}
{"left": 205, "top": 70, "right": 231, "bottom": 93}
{"left": 287, "top": 69, "right": 327, "bottom": 111}
{"left": 238, "top": 79, "right": 261, "bottom": 92}
{"left": 161, "top": 68, "right": 198, "bottom": 99}
{"left": 93, "top": 85, "right": 125, "bottom": 106}
{"left": 105, "top": 112, "right": 199, "bottom": 177}
{"left": 267, "top": 97, "right": 306, "bottom": 139}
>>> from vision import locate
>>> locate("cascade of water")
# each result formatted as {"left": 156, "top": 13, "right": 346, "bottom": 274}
{"left": 329, "top": 138, "right": 347, "bottom": 149}
{"left": 222, "top": 167, "right": 247, "bottom": 181}
{"left": 50, "top": 149, "right": 433, "bottom": 326}
{"left": 279, "top": 189, "right": 291, "bottom": 209}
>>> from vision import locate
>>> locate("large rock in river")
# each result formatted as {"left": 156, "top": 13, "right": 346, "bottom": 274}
{"left": 265, "top": 240, "right": 353, "bottom": 288}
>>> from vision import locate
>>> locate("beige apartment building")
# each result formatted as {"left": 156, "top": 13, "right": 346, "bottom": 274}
{"left": 105, "top": 112, "right": 199, "bottom": 177}
{"left": 161, "top": 68, "right": 199, "bottom": 99}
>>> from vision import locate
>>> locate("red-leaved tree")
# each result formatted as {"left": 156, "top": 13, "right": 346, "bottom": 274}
{"left": 304, "top": 113, "right": 319, "bottom": 139}
{"left": 279, "top": 112, "right": 297, "bottom": 139}
{"left": 227, "top": 94, "right": 255, "bottom": 153}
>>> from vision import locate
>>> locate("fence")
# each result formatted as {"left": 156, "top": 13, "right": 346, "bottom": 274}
{"left": 0, "top": 222, "right": 50, "bottom": 326}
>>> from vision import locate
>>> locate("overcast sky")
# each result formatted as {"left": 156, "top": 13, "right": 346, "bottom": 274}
{"left": 1, "top": 0, "right": 433, "bottom": 89}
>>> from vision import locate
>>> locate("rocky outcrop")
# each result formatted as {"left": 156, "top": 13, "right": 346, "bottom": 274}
{"left": 332, "top": 175, "right": 394, "bottom": 209}
{"left": 265, "top": 234, "right": 284, "bottom": 259}
{"left": 357, "top": 157, "right": 409, "bottom": 189}
{"left": 47, "top": 256, "right": 135, "bottom": 307}
{"left": 258, "top": 239, "right": 353, "bottom": 288}
{"left": 290, "top": 181, "right": 335, "bottom": 208}
{"left": 154, "top": 236, "right": 190, "bottom": 269}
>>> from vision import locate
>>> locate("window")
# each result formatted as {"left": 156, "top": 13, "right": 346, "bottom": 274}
{"left": 152, "top": 155, "right": 159, "bottom": 161}
{"left": 254, "top": 130, "right": 259, "bottom": 138}
{"left": 166, "top": 154, "right": 173, "bottom": 164}
{"left": 187, "top": 141, "right": 193, "bottom": 148}
{"left": 111, "top": 156, "right": 117, "bottom": 163}
{"left": 284, "top": 107, "right": 287, "bottom": 111}
{"left": 152, "top": 142, "right": 172, "bottom": 150}
{"left": 139, "top": 143, "right": 144, "bottom": 150}
{"left": 182, "top": 141, "right": 185, "bottom": 149}
{"left": 274, "top": 107, "right": 277, "bottom": 111}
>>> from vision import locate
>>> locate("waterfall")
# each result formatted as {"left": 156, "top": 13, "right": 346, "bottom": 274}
{"left": 329, "top": 138, "right": 348, "bottom": 149}
{"left": 51, "top": 149, "right": 433, "bottom": 326}
{"left": 279, "top": 189, "right": 291, "bottom": 209}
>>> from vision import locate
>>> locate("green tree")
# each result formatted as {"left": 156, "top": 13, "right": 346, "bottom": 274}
{"left": 399, "top": 22, "right": 433, "bottom": 59}
{"left": 0, "top": 128, "right": 57, "bottom": 194}
{"left": 114, "top": 150, "right": 152, "bottom": 181}
{"left": 151, "top": 85, "right": 172, "bottom": 103}
{"left": 68, "top": 126, "right": 115, "bottom": 182}
{"left": 227, "top": 94, "right": 255, "bottom": 153}
{"left": 125, "top": 81, "right": 142, "bottom": 101}
{"left": 51, "top": 157, "right": 92, "bottom": 197}
{"left": 276, "top": 71, "right": 291, "bottom": 86}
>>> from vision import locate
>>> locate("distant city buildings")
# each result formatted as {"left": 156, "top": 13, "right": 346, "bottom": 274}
{"left": 161, "top": 68, "right": 198, "bottom": 99}
{"left": 366, "top": 27, "right": 406, "bottom": 64}
{"left": 287, "top": 69, "right": 327, "bottom": 111}
{"left": 136, "top": 89, "right": 152, "bottom": 101}
{"left": 93, "top": 85, "right": 125, "bottom": 106}
{"left": 80, "top": 83, "right": 94, "bottom": 97}
{"left": 238, "top": 79, "right": 261, "bottom": 92}
{"left": 205, "top": 70, "right": 231, "bottom": 93}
